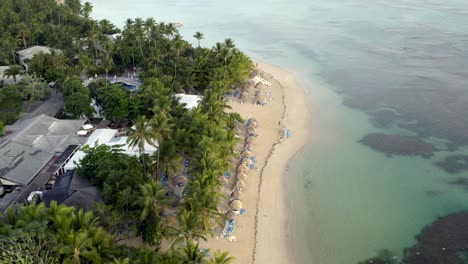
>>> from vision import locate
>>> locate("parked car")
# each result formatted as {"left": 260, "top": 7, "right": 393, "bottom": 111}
{"left": 3, "top": 185, "right": 15, "bottom": 193}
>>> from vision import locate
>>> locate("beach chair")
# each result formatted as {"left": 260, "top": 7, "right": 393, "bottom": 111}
{"left": 201, "top": 249, "right": 209, "bottom": 257}
{"left": 224, "top": 172, "right": 231, "bottom": 178}
{"left": 228, "top": 236, "right": 237, "bottom": 242}
{"left": 239, "top": 208, "right": 247, "bottom": 215}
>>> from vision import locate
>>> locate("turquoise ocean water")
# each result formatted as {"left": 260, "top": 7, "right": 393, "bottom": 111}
{"left": 88, "top": 1, "right": 468, "bottom": 263}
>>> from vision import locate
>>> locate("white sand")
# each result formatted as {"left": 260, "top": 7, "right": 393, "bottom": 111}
{"left": 201, "top": 62, "right": 311, "bottom": 263}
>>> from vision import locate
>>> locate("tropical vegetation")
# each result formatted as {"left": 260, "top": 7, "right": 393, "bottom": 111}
{"left": 0, "top": 0, "right": 252, "bottom": 262}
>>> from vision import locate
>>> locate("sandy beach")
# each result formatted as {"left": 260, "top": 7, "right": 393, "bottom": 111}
{"left": 200, "top": 62, "right": 311, "bottom": 263}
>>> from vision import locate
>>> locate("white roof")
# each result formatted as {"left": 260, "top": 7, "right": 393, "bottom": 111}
{"left": 175, "top": 94, "right": 202, "bottom": 110}
{"left": 17, "top": 46, "right": 61, "bottom": 62}
{"left": 0, "top": 66, "right": 24, "bottom": 84}
{"left": 64, "top": 129, "right": 158, "bottom": 171}
{"left": 77, "top": 130, "right": 88, "bottom": 136}
{"left": 64, "top": 129, "right": 117, "bottom": 171}
{"left": 82, "top": 124, "right": 93, "bottom": 130}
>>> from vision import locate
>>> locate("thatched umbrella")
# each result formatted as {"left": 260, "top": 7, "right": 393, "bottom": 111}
{"left": 227, "top": 210, "right": 237, "bottom": 220}
{"left": 247, "top": 126, "right": 256, "bottom": 135}
{"left": 241, "top": 150, "right": 252, "bottom": 157}
{"left": 231, "top": 189, "right": 243, "bottom": 200}
{"left": 240, "top": 91, "right": 249, "bottom": 101}
{"left": 235, "top": 180, "right": 246, "bottom": 189}
{"left": 251, "top": 69, "right": 260, "bottom": 78}
{"left": 236, "top": 172, "right": 248, "bottom": 181}
{"left": 244, "top": 143, "right": 253, "bottom": 152}
{"left": 256, "top": 92, "right": 267, "bottom": 103}
{"left": 173, "top": 176, "right": 188, "bottom": 186}
{"left": 240, "top": 157, "right": 252, "bottom": 166}
{"left": 245, "top": 136, "right": 254, "bottom": 144}
{"left": 248, "top": 118, "right": 258, "bottom": 128}
{"left": 230, "top": 200, "right": 242, "bottom": 210}
{"left": 237, "top": 164, "right": 249, "bottom": 174}
{"left": 244, "top": 79, "right": 255, "bottom": 92}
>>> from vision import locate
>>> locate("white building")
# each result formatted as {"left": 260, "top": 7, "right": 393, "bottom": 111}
{"left": 175, "top": 94, "right": 202, "bottom": 110}
{"left": 63, "top": 129, "right": 158, "bottom": 171}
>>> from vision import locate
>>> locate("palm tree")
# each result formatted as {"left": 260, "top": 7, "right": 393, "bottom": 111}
{"left": 174, "top": 240, "right": 207, "bottom": 264}
{"left": 59, "top": 230, "right": 100, "bottom": 264}
{"left": 3, "top": 65, "right": 23, "bottom": 84}
{"left": 170, "top": 210, "right": 207, "bottom": 247}
{"left": 208, "top": 251, "right": 234, "bottom": 264}
{"left": 155, "top": 139, "right": 182, "bottom": 178}
{"left": 127, "top": 116, "right": 158, "bottom": 156}
{"left": 15, "top": 203, "right": 46, "bottom": 227}
{"left": 139, "top": 180, "right": 167, "bottom": 221}
{"left": 185, "top": 187, "right": 225, "bottom": 234}
{"left": 150, "top": 112, "right": 175, "bottom": 177}
{"left": 193, "top": 32, "right": 204, "bottom": 48}
{"left": 171, "top": 35, "right": 185, "bottom": 89}
{"left": 224, "top": 38, "right": 235, "bottom": 49}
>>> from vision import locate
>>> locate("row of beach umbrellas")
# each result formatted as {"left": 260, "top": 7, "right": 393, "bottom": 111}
{"left": 225, "top": 118, "right": 259, "bottom": 220}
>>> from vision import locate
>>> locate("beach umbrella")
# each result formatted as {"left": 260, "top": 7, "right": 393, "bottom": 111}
{"left": 247, "top": 127, "right": 256, "bottom": 135}
{"left": 240, "top": 91, "right": 249, "bottom": 101}
{"left": 227, "top": 210, "right": 237, "bottom": 220}
{"left": 244, "top": 143, "right": 253, "bottom": 152}
{"left": 230, "top": 200, "right": 242, "bottom": 210}
{"left": 241, "top": 150, "right": 252, "bottom": 157}
{"left": 231, "top": 190, "right": 243, "bottom": 200}
{"left": 240, "top": 157, "right": 252, "bottom": 166}
{"left": 235, "top": 180, "right": 246, "bottom": 189}
{"left": 236, "top": 172, "right": 248, "bottom": 181}
{"left": 248, "top": 118, "right": 258, "bottom": 128}
{"left": 237, "top": 164, "right": 249, "bottom": 174}
{"left": 245, "top": 137, "right": 254, "bottom": 144}
{"left": 251, "top": 69, "right": 260, "bottom": 78}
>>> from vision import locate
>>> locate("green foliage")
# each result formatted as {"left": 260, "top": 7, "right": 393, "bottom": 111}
{"left": 28, "top": 51, "right": 71, "bottom": 83}
{"left": 94, "top": 83, "right": 129, "bottom": 122}
{"left": 0, "top": 86, "right": 22, "bottom": 124}
{"left": 0, "top": 202, "right": 123, "bottom": 263}
{"left": 77, "top": 145, "right": 146, "bottom": 212}
{"left": 18, "top": 74, "right": 50, "bottom": 112}
{"left": 0, "top": 120, "right": 4, "bottom": 136}
{"left": 63, "top": 77, "right": 94, "bottom": 118}
{"left": 209, "top": 250, "right": 235, "bottom": 264}
{"left": 2, "top": 65, "right": 24, "bottom": 84}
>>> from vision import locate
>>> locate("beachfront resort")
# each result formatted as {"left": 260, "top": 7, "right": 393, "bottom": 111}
{"left": 0, "top": 1, "right": 311, "bottom": 263}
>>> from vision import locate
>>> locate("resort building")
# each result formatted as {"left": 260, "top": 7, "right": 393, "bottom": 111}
{"left": 16, "top": 46, "right": 61, "bottom": 66}
{"left": 63, "top": 128, "right": 159, "bottom": 171}
{"left": 0, "top": 114, "right": 86, "bottom": 210}
{"left": 175, "top": 94, "right": 202, "bottom": 110}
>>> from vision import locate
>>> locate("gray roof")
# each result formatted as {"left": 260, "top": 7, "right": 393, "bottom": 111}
{"left": 16, "top": 46, "right": 61, "bottom": 64}
{"left": 0, "top": 115, "right": 85, "bottom": 185}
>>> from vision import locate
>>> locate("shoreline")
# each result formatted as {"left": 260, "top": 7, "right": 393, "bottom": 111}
{"left": 200, "top": 62, "right": 311, "bottom": 263}
{"left": 254, "top": 63, "right": 311, "bottom": 264}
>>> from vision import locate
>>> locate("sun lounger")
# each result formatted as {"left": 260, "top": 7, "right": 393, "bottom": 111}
{"left": 239, "top": 208, "right": 247, "bottom": 215}
{"left": 224, "top": 172, "right": 231, "bottom": 178}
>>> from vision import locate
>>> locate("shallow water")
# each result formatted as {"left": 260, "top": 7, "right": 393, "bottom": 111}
{"left": 88, "top": 0, "right": 468, "bottom": 263}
